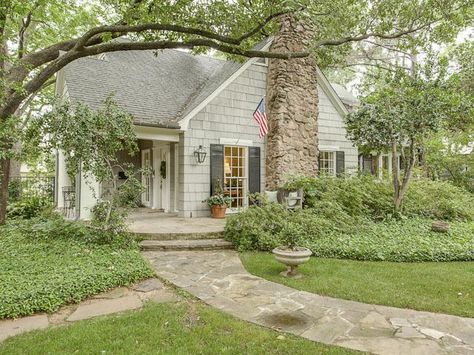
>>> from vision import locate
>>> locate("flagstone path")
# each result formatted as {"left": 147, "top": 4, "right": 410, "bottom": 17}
{"left": 0, "top": 278, "right": 179, "bottom": 343}
{"left": 143, "top": 250, "right": 474, "bottom": 355}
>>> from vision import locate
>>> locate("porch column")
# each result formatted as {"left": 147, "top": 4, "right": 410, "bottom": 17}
{"left": 78, "top": 165, "right": 100, "bottom": 220}
{"left": 56, "top": 150, "right": 71, "bottom": 208}
{"left": 152, "top": 142, "right": 160, "bottom": 210}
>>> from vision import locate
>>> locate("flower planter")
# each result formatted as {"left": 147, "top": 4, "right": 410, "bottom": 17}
{"left": 272, "top": 246, "right": 312, "bottom": 278}
{"left": 211, "top": 205, "right": 227, "bottom": 219}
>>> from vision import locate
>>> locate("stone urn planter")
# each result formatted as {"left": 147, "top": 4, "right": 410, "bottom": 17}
{"left": 272, "top": 246, "right": 312, "bottom": 278}
{"left": 272, "top": 222, "right": 312, "bottom": 278}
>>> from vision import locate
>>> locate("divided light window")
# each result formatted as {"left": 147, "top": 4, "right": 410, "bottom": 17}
{"left": 319, "top": 151, "right": 336, "bottom": 176}
{"left": 224, "top": 146, "right": 247, "bottom": 210}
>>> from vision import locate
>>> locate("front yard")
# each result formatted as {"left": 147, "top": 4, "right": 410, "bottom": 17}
{"left": 0, "top": 302, "right": 358, "bottom": 355}
{"left": 241, "top": 252, "right": 474, "bottom": 318}
{"left": 0, "top": 216, "right": 153, "bottom": 319}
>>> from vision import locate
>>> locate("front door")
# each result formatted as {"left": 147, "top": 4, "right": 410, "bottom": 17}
{"left": 223, "top": 146, "right": 248, "bottom": 212}
{"left": 153, "top": 143, "right": 170, "bottom": 211}
{"left": 141, "top": 149, "right": 152, "bottom": 207}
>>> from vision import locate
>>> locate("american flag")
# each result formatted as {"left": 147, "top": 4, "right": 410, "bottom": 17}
{"left": 253, "top": 98, "right": 269, "bottom": 138}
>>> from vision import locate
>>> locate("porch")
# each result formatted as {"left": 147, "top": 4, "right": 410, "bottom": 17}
{"left": 128, "top": 208, "right": 225, "bottom": 240}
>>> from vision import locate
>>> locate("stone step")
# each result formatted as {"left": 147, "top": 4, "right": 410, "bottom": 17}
{"left": 140, "top": 238, "right": 234, "bottom": 251}
{"left": 134, "top": 231, "right": 224, "bottom": 241}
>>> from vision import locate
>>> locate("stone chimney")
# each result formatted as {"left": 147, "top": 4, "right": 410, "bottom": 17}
{"left": 265, "top": 14, "right": 318, "bottom": 190}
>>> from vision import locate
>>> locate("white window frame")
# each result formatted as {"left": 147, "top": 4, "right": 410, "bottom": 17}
{"left": 319, "top": 151, "right": 336, "bottom": 176}
{"left": 223, "top": 145, "right": 249, "bottom": 213}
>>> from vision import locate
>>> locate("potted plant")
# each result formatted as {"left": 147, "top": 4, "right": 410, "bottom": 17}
{"left": 204, "top": 178, "right": 232, "bottom": 219}
{"left": 272, "top": 222, "right": 312, "bottom": 278}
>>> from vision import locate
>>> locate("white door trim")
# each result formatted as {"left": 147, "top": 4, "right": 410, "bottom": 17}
{"left": 152, "top": 142, "right": 171, "bottom": 212}
{"left": 141, "top": 149, "right": 152, "bottom": 207}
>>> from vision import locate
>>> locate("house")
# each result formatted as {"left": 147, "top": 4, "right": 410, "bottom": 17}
{"left": 54, "top": 40, "right": 359, "bottom": 219}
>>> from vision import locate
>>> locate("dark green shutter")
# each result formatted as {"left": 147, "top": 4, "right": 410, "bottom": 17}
{"left": 336, "top": 151, "right": 345, "bottom": 176}
{"left": 210, "top": 144, "right": 224, "bottom": 195}
{"left": 248, "top": 147, "right": 261, "bottom": 193}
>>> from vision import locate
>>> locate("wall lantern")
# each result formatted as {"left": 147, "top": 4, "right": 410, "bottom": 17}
{"left": 194, "top": 145, "right": 207, "bottom": 164}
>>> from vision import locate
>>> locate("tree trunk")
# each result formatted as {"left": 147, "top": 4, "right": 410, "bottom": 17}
{"left": 0, "top": 157, "right": 10, "bottom": 224}
{"left": 391, "top": 142, "right": 402, "bottom": 211}
{"left": 265, "top": 14, "right": 318, "bottom": 190}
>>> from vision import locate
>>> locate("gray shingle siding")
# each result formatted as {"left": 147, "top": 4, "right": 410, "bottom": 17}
{"left": 178, "top": 64, "right": 267, "bottom": 217}
{"left": 179, "top": 63, "right": 358, "bottom": 217}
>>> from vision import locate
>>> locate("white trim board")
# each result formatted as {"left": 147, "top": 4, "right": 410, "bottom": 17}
{"left": 319, "top": 145, "right": 340, "bottom": 151}
{"left": 220, "top": 138, "right": 253, "bottom": 147}
{"left": 134, "top": 125, "right": 180, "bottom": 142}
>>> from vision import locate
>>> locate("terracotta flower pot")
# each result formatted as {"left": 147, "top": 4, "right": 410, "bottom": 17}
{"left": 211, "top": 205, "right": 227, "bottom": 219}
{"left": 272, "top": 246, "right": 312, "bottom": 278}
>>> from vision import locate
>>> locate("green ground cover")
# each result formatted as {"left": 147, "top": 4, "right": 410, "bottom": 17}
{"left": 0, "top": 216, "right": 154, "bottom": 319}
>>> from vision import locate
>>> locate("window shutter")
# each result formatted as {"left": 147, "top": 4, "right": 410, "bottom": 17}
{"left": 248, "top": 147, "right": 261, "bottom": 193}
{"left": 210, "top": 144, "right": 224, "bottom": 195}
{"left": 336, "top": 151, "right": 345, "bottom": 176}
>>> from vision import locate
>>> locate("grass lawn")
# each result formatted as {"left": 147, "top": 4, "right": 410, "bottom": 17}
{"left": 0, "top": 302, "right": 360, "bottom": 355}
{"left": 0, "top": 218, "right": 154, "bottom": 319}
{"left": 241, "top": 252, "right": 474, "bottom": 318}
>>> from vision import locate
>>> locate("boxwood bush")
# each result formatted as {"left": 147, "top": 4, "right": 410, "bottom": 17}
{"left": 0, "top": 215, "right": 154, "bottom": 319}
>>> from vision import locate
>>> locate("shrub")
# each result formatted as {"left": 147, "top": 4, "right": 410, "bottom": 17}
{"left": 225, "top": 207, "right": 474, "bottom": 262}
{"left": 404, "top": 180, "right": 474, "bottom": 221}
{"left": 225, "top": 204, "right": 289, "bottom": 251}
{"left": 6, "top": 196, "right": 52, "bottom": 219}
{"left": 284, "top": 174, "right": 474, "bottom": 221}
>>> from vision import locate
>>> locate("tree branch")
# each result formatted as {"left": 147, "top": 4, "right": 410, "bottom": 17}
{"left": 314, "top": 21, "right": 434, "bottom": 48}
{"left": 18, "top": 2, "right": 39, "bottom": 59}
{"left": 1, "top": 38, "right": 308, "bottom": 119}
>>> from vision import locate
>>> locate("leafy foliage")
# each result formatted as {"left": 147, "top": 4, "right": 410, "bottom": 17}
{"left": 6, "top": 195, "right": 52, "bottom": 219}
{"left": 35, "top": 97, "right": 143, "bottom": 232}
{"left": 225, "top": 176, "right": 474, "bottom": 261}
{"left": 283, "top": 175, "right": 474, "bottom": 221}
{"left": 0, "top": 216, "right": 153, "bottom": 319}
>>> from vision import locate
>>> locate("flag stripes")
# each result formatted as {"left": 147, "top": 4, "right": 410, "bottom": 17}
{"left": 253, "top": 98, "right": 268, "bottom": 138}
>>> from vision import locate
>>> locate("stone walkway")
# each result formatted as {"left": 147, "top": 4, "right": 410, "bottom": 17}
{"left": 0, "top": 278, "right": 179, "bottom": 342}
{"left": 143, "top": 250, "right": 474, "bottom": 355}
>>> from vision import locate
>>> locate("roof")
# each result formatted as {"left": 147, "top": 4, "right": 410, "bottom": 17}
{"left": 330, "top": 83, "right": 359, "bottom": 106}
{"left": 62, "top": 38, "right": 354, "bottom": 129}
{"left": 63, "top": 49, "right": 242, "bottom": 129}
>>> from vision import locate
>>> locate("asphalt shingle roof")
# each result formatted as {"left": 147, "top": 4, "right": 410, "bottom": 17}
{"left": 64, "top": 49, "right": 242, "bottom": 129}
{"left": 63, "top": 38, "right": 357, "bottom": 128}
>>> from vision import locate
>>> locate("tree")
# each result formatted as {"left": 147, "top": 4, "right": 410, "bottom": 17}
{"left": 424, "top": 41, "right": 474, "bottom": 192}
{"left": 35, "top": 97, "right": 143, "bottom": 232}
{"left": 345, "top": 63, "right": 473, "bottom": 212}
{"left": 0, "top": 0, "right": 472, "bottom": 223}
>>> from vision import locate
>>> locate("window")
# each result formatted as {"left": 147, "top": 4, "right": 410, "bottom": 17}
{"left": 223, "top": 146, "right": 247, "bottom": 210}
{"left": 319, "top": 151, "right": 336, "bottom": 176}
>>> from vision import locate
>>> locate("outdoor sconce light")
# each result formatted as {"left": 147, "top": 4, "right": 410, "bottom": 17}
{"left": 194, "top": 145, "right": 207, "bottom": 164}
